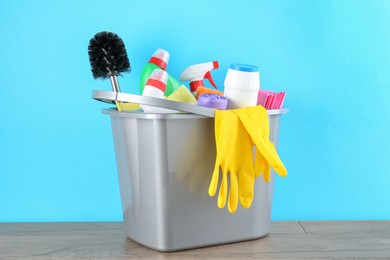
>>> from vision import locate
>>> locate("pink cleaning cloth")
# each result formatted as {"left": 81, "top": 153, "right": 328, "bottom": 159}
{"left": 257, "top": 90, "right": 286, "bottom": 109}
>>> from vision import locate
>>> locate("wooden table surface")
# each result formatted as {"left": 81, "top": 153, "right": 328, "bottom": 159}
{"left": 1, "top": 221, "right": 390, "bottom": 259}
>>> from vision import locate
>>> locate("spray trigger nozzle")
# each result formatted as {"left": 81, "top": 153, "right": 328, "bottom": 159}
{"left": 204, "top": 71, "right": 218, "bottom": 89}
{"left": 179, "top": 61, "right": 220, "bottom": 93}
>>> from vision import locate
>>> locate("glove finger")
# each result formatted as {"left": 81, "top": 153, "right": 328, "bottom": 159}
{"left": 263, "top": 164, "right": 271, "bottom": 182}
{"left": 252, "top": 144, "right": 277, "bottom": 183}
{"left": 208, "top": 163, "right": 221, "bottom": 197}
{"left": 252, "top": 135, "right": 287, "bottom": 177}
{"left": 254, "top": 150, "right": 266, "bottom": 178}
{"left": 217, "top": 169, "right": 228, "bottom": 208}
{"left": 228, "top": 172, "right": 238, "bottom": 213}
{"left": 239, "top": 167, "right": 255, "bottom": 209}
{"left": 264, "top": 140, "right": 287, "bottom": 177}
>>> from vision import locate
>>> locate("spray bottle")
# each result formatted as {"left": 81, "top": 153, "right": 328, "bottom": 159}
{"left": 139, "top": 48, "right": 180, "bottom": 97}
{"left": 141, "top": 69, "right": 176, "bottom": 113}
{"left": 179, "top": 61, "right": 219, "bottom": 95}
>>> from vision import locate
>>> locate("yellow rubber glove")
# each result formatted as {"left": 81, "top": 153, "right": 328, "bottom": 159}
{"left": 254, "top": 152, "right": 271, "bottom": 182}
{"left": 251, "top": 107, "right": 271, "bottom": 182}
{"left": 233, "top": 106, "right": 287, "bottom": 179}
{"left": 208, "top": 110, "right": 255, "bottom": 213}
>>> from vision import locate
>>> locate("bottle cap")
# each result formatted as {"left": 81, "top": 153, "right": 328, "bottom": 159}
{"left": 230, "top": 64, "right": 258, "bottom": 72}
{"left": 146, "top": 69, "right": 168, "bottom": 92}
{"left": 149, "top": 48, "right": 170, "bottom": 70}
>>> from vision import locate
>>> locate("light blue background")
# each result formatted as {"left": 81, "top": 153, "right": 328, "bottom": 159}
{"left": 1, "top": 0, "right": 389, "bottom": 222}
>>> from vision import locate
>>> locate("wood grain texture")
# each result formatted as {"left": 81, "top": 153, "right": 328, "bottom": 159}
{"left": 0, "top": 221, "right": 389, "bottom": 259}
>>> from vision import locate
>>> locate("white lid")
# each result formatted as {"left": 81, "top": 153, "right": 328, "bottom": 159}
{"left": 150, "top": 48, "right": 170, "bottom": 69}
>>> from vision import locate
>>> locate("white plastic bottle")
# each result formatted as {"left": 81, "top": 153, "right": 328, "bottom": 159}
{"left": 141, "top": 69, "right": 176, "bottom": 113}
{"left": 223, "top": 64, "right": 260, "bottom": 109}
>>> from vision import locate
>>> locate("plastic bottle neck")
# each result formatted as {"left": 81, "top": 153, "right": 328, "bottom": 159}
{"left": 145, "top": 79, "right": 166, "bottom": 92}
{"left": 190, "top": 80, "right": 205, "bottom": 93}
{"left": 149, "top": 57, "right": 167, "bottom": 70}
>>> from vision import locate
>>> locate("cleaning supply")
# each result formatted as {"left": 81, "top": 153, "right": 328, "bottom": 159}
{"left": 198, "top": 94, "right": 228, "bottom": 110}
{"left": 234, "top": 106, "right": 287, "bottom": 179}
{"left": 224, "top": 64, "right": 260, "bottom": 109}
{"left": 88, "top": 31, "right": 130, "bottom": 93}
{"left": 208, "top": 110, "right": 256, "bottom": 213}
{"left": 258, "top": 90, "right": 286, "bottom": 109}
{"left": 141, "top": 69, "right": 176, "bottom": 113}
{"left": 166, "top": 85, "right": 197, "bottom": 104}
{"left": 140, "top": 48, "right": 180, "bottom": 97}
{"left": 208, "top": 105, "right": 287, "bottom": 213}
{"left": 88, "top": 31, "right": 131, "bottom": 110}
{"left": 195, "top": 86, "right": 224, "bottom": 100}
{"left": 92, "top": 90, "right": 216, "bottom": 117}
{"left": 116, "top": 102, "right": 141, "bottom": 111}
{"left": 179, "top": 61, "right": 219, "bottom": 95}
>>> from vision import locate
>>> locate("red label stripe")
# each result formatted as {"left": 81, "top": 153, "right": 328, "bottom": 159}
{"left": 146, "top": 78, "right": 166, "bottom": 92}
{"left": 149, "top": 57, "right": 167, "bottom": 70}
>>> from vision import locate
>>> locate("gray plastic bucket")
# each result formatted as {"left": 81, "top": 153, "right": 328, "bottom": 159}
{"left": 102, "top": 109, "right": 287, "bottom": 252}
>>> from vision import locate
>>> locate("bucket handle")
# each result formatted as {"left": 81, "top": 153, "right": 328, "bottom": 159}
{"left": 92, "top": 90, "right": 216, "bottom": 118}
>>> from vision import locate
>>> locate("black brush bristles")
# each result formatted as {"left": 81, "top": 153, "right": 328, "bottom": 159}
{"left": 88, "top": 31, "right": 131, "bottom": 79}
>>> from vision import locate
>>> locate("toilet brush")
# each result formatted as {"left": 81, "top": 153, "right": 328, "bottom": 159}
{"left": 88, "top": 31, "right": 140, "bottom": 111}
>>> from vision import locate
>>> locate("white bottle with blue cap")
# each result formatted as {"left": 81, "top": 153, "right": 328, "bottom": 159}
{"left": 223, "top": 64, "right": 260, "bottom": 109}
